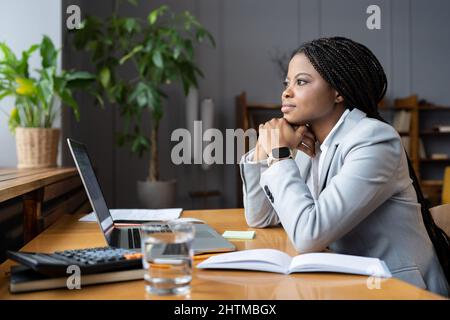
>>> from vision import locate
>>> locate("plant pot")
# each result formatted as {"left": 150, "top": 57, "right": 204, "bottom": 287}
{"left": 15, "top": 127, "right": 60, "bottom": 169}
{"left": 137, "top": 179, "right": 177, "bottom": 209}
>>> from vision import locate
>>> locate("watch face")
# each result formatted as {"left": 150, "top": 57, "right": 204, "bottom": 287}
{"left": 272, "top": 147, "right": 291, "bottom": 159}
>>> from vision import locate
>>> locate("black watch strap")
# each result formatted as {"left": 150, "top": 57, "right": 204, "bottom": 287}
{"left": 271, "top": 147, "right": 291, "bottom": 159}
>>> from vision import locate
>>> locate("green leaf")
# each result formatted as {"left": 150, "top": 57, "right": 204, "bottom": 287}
{"left": 137, "top": 91, "right": 147, "bottom": 107}
{"left": 0, "top": 90, "right": 12, "bottom": 100}
{"left": 148, "top": 5, "right": 168, "bottom": 25}
{"left": 92, "top": 91, "right": 104, "bottom": 107}
{"left": 8, "top": 107, "right": 21, "bottom": 132}
{"left": 40, "top": 36, "right": 57, "bottom": 69}
{"left": 99, "top": 67, "right": 111, "bottom": 88}
{"left": 205, "top": 31, "right": 216, "bottom": 47}
{"left": 119, "top": 45, "right": 143, "bottom": 65}
{"left": 59, "top": 89, "right": 80, "bottom": 121}
{"left": 65, "top": 71, "right": 96, "bottom": 88}
{"left": 26, "top": 44, "right": 40, "bottom": 56}
{"left": 18, "top": 44, "right": 39, "bottom": 77}
{"left": 173, "top": 45, "right": 181, "bottom": 60}
{"left": 65, "top": 71, "right": 96, "bottom": 82}
{"left": 143, "top": 38, "right": 153, "bottom": 52}
{"left": 123, "top": 18, "right": 140, "bottom": 33}
{"left": 128, "top": 82, "right": 146, "bottom": 104}
{"left": 15, "top": 77, "right": 37, "bottom": 96}
{"left": 196, "top": 29, "right": 205, "bottom": 42}
{"left": 148, "top": 12, "right": 158, "bottom": 25}
{"left": 36, "top": 77, "right": 53, "bottom": 110}
{"left": 131, "top": 134, "right": 150, "bottom": 156}
{"left": 184, "top": 39, "right": 194, "bottom": 60}
{"left": 0, "top": 43, "right": 18, "bottom": 64}
{"left": 152, "top": 50, "right": 163, "bottom": 68}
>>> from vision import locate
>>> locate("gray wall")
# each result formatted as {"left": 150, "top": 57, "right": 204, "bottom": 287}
{"left": 0, "top": 0, "right": 62, "bottom": 167}
{"left": 61, "top": 0, "right": 450, "bottom": 209}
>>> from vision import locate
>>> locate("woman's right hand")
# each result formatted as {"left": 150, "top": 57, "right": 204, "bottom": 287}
{"left": 294, "top": 125, "right": 316, "bottom": 158}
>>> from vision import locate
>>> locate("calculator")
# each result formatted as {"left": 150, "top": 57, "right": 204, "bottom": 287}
{"left": 7, "top": 247, "right": 142, "bottom": 277}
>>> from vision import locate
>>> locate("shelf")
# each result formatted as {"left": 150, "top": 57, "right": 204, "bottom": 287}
{"left": 379, "top": 105, "right": 450, "bottom": 111}
{"left": 418, "top": 105, "right": 450, "bottom": 111}
{"left": 420, "top": 158, "right": 450, "bottom": 163}
{"left": 420, "top": 130, "right": 450, "bottom": 136}
{"left": 379, "top": 105, "right": 416, "bottom": 111}
{"left": 421, "top": 180, "right": 443, "bottom": 187}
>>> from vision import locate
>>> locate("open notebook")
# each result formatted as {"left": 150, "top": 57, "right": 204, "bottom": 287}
{"left": 197, "top": 249, "right": 392, "bottom": 277}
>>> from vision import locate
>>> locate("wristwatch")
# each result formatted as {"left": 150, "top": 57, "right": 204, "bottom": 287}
{"left": 267, "top": 147, "right": 293, "bottom": 167}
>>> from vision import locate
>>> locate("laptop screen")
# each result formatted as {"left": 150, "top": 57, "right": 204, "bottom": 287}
{"left": 67, "top": 139, "right": 114, "bottom": 232}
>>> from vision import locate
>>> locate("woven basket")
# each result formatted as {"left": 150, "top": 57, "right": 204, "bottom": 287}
{"left": 15, "top": 128, "right": 60, "bottom": 169}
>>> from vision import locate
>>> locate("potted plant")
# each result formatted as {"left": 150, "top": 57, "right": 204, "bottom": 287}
{"left": 72, "top": 2, "right": 215, "bottom": 208}
{"left": 0, "top": 36, "right": 97, "bottom": 168}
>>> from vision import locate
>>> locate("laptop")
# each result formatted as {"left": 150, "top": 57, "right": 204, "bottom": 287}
{"left": 67, "top": 138, "right": 235, "bottom": 255}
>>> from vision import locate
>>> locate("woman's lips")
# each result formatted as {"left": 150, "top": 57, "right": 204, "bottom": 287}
{"left": 281, "top": 104, "right": 296, "bottom": 113}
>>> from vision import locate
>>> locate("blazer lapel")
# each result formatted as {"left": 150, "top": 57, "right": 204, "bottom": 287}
{"left": 317, "top": 108, "right": 367, "bottom": 192}
{"left": 318, "top": 144, "right": 338, "bottom": 192}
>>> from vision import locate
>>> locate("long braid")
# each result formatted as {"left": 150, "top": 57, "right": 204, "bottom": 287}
{"left": 292, "top": 36, "right": 450, "bottom": 284}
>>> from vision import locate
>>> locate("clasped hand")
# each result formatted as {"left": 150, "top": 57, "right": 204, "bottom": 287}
{"left": 257, "top": 118, "right": 316, "bottom": 159}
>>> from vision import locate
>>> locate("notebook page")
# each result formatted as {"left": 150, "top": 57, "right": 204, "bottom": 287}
{"left": 197, "top": 249, "right": 292, "bottom": 274}
{"left": 289, "top": 252, "right": 391, "bottom": 277}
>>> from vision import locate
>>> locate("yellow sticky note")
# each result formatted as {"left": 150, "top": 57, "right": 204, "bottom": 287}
{"left": 222, "top": 230, "right": 255, "bottom": 240}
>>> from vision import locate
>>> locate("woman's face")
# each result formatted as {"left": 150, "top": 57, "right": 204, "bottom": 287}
{"left": 281, "top": 53, "right": 341, "bottom": 126}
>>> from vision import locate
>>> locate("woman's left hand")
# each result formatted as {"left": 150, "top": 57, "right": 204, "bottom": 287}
{"left": 259, "top": 118, "right": 314, "bottom": 156}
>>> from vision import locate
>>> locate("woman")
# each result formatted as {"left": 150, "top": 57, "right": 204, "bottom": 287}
{"left": 239, "top": 36, "right": 449, "bottom": 296}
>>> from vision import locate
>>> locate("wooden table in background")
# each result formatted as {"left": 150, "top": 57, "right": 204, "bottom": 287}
{"left": 0, "top": 208, "right": 445, "bottom": 300}
{"left": 0, "top": 168, "right": 90, "bottom": 242}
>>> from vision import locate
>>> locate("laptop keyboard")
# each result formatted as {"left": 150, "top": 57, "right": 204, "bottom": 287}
{"left": 128, "top": 229, "right": 141, "bottom": 249}
{"left": 7, "top": 247, "right": 143, "bottom": 277}
{"left": 127, "top": 224, "right": 172, "bottom": 249}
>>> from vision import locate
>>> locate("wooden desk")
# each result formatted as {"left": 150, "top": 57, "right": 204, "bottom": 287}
{"left": 0, "top": 209, "right": 445, "bottom": 300}
{"left": 0, "top": 168, "right": 90, "bottom": 242}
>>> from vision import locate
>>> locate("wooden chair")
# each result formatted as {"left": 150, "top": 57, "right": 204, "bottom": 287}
{"left": 236, "top": 92, "right": 282, "bottom": 132}
{"left": 430, "top": 204, "right": 450, "bottom": 237}
{"left": 235, "top": 92, "right": 281, "bottom": 208}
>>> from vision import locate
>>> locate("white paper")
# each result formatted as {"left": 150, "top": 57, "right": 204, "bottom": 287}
{"left": 79, "top": 208, "right": 183, "bottom": 222}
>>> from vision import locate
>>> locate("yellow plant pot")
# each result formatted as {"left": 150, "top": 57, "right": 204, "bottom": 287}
{"left": 15, "top": 127, "right": 60, "bottom": 169}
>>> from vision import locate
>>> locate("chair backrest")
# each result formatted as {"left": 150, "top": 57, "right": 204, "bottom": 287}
{"left": 394, "top": 94, "right": 418, "bottom": 108}
{"left": 236, "top": 92, "right": 281, "bottom": 130}
{"left": 430, "top": 204, "right": 450, "bottom": 237}
{"left": 442, "top": 167, "right": 450, "bottom": 205}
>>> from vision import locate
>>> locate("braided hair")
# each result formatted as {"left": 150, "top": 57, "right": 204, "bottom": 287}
{"left": 292, "top": 36, "right": 450, "bottom": 284}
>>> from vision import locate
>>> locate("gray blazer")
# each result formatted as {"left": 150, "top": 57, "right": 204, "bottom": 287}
{"left": 239, "top": 108, "right": 449, "bottom": 297}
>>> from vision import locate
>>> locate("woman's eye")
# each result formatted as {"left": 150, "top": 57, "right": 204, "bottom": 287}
{"left": 296, "top": 79, "right": 307, "bottom": 86}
